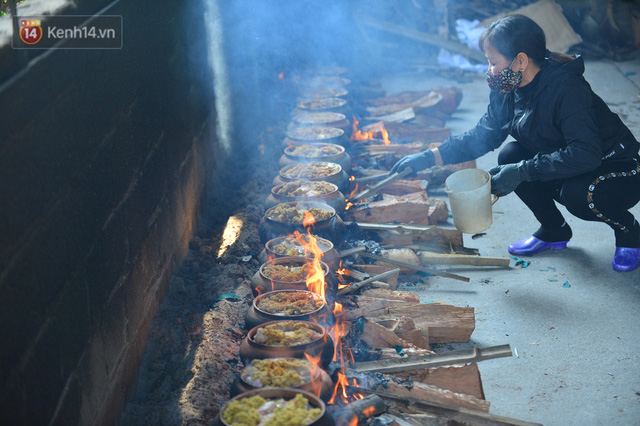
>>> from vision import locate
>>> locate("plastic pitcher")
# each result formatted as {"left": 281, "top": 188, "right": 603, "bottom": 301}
{"left": 445, "top": 169, "right": 497, "bottom": 234}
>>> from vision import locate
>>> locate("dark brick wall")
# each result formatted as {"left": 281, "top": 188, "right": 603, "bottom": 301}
{"left": 0, "top": 0, "right": 225, "bottom": 424}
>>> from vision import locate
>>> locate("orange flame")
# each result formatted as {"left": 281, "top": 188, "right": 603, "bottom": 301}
{"left": 351, "top": 116, "right": 391, "bottom": 145}
{"left": 349, "top": 175, "right": 355, "bottom": 182}
{"left": 293, "top": 214, "right": 325, "bottom": 298}
{"left": 304, "top": 353, "right": 323, "bottom": 398}
{"left": 302, "top": 211, "right": 316, "bottom": 228}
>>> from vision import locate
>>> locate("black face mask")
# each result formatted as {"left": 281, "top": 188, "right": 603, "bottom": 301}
{"left": 487, "top": 57, "right": 522, "bottom": 94}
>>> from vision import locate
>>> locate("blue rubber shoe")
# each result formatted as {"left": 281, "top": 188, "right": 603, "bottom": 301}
{"left": 508, "top": 236, "right": 569, "bottom": 256}
{"left": 612, "top": 247, "right": 640, "bottom": 272}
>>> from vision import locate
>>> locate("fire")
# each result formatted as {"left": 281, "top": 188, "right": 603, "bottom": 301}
{"left": 293, "top": 212, "right": 325, "bottom": 298}
{"left": 304, "top": 353, "right": 323, "bottom": 398}
{"left": 349, "top": 175, "right": 355, "bottom": 182}
{"left": 329, "top": 371, "right": 351, "bottom": 404}
{"left": 351, "top": 116, "right": 391, "bottom": 145}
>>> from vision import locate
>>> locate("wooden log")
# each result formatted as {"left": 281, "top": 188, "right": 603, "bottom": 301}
{"left": 337, "top": 395, "right": 386, "bottom": 424}
{"left": 365, "top": 303, "right": 475, "bottom": 343}
{"left": 346, "top": 194, "right": 448, "bottom": 226}
{"left": 358, "top": 252, "right": 470, "bottom": 283}
{"left": 366, "top": 92, "right": 443, "bottom": 117}
{"left": 344, "top": 296, "right": 417, "bottom": 319}
{"left": 359, "top": 143, "right": 423, "bottom": 156}
{"left": 359, "top": 288, "right": 420, "bottom": 303}
{"left": 371, "top": 226, "right": 464, "bottom": 247}
{"left": 393, "top": 363, "right": 485, "bottom": 400}
{"left": 359, "top": 15, "right": 487, "bottom": 63}
{"left": 359, "top": 319, "right": 416, "bottom": 349}
{"left": 384, "top": 122, "right": 452, "bottom": 144}
{"left": 365, "top": 107, "right": 415, "bottom": 123}
{"left": 387, "top": 316, "right": 430, "bottom": 349}
{"left": 419, "top": 252, "right": 511, "bottom": 267}
{"left": 380, "top": 179, "right": 427, "bottom": 196}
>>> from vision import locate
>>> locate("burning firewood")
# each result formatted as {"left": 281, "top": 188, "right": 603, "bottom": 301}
{"left": 329, "top": 395, "right": 386, "bottom": 426}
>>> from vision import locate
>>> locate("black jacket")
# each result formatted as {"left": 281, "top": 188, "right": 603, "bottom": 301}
{"left": 438, "top": 56, "right": 640, "bottom": 181}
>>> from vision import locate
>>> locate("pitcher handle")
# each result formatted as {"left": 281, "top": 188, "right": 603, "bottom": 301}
{"left": 491, "top": 194, "right": 499, "bottom": 205}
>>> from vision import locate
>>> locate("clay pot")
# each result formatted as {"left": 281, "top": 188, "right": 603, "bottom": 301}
{"left": 283, "top": 126, "right": 349, "bottom": 149}
{"left": 215, "top": 387, "right": 333, "bottom": 426}
{"left": 266, "top": 181, "right": 346, "bottom": 213}
{"left": 293, "top": 97, "right": 352, "bottom": 118}
{"left": 258, "top": 201, "right": 344, "bottom": 244}
{"left": 259, "top": 235, "right": 340, "bottom": 271}
{"left": 288, "top": 112, "right": 352, "bottom": 139}
{"left": 239, "top": 320, "right": 335, "bottom": 369}
{"left": 250, "top": 256, "right": 331, "bottom": 297}
{"left": 273, "top": 162, "right": 349, "bottom": 194}
{"left": 230, "top": 358, "right": 334, "bottom": 402}
{"left": 279, "top": 143, "right": 352, "bottom": 174}
{"left": 245, "top": 290, "right": 329, "bottom": 330}
{"left": 299, "top": 86, "right": 349, "bottom": 102}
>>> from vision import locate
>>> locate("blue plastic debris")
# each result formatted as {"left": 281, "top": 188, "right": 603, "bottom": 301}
{"left": 548, "top": 279, "right": 558, "bottom": 282}
{"left": 393, "top": 345, "right": 404, "bottom": 355}
{"left": 214, "top": 293, "right": 241, "bottom": 302}
{"left": 510, "top": 255, "right": 530, "bottom": 268}
{"left": 563, "top": 281, "right": 571, "bottom": 288}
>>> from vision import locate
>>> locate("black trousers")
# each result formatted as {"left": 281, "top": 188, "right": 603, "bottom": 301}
{"left": 498, "top": 142, "right": 640, "bottom": 247}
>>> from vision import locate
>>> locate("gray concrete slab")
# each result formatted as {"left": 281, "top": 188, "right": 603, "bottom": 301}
{"left": 377, "top": 58, "right": 640, "bottom": 425}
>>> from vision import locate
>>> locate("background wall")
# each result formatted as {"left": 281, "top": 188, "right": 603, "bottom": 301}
{"left": 0, "top": 0, "right": 229, "bottom": 424}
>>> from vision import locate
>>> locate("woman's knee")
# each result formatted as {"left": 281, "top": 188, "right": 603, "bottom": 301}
{"left": 497, "top": 142, "right": 534, "bottom": 165}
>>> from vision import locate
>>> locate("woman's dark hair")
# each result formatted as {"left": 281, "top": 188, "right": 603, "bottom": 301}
{"left": 479, "top": 14, "right": 573, "bottom": 65}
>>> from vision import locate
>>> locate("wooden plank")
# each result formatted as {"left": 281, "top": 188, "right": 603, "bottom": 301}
{"left": 380, "top": 179, "right": 427, "bottom": 196}
{"left": 359, "top": 288, "right": 420, "bottom": 303}
{"left": 337, "top": 268, "right": 401, "bottom": 295}
{"left": 358, "top": 252, "right": 470, "bottom": 283}
{"left": 419, "top": 252, "right": 511, "bottom": 267}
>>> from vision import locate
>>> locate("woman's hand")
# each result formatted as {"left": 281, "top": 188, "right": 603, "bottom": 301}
{"left": 389, "top": 150, "right": 435, "bottom": 176}
{"left": 488, "top": 160, "right": 531, "bottom": 196}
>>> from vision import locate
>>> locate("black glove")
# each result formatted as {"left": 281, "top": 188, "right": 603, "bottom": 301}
{"left": 488, "top": 160, "right": 531, "bottom": 197}
{"left": 389, "top": 150, "right": 435, "bottom": 176}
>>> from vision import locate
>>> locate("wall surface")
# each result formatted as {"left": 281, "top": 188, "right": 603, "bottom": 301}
{"left": 0, "top": 1, "right": 226, "bottom": 424}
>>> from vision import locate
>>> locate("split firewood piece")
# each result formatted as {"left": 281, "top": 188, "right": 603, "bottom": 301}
{"left": 382, "top": 380, "right": 490, "bottom": 413}
{"left": 359, "top": 252, "right": 470, "bottom": 283}
{"left": 375, "top": 347, "right": 434, "bottom": 360}
{"left": 360, "top": 142, "right": 423, "bottom": 157}
{"left": 378, "top": 316, "right": 430, "bottom": 349}
{"left": 347, "top": 194, "right": 448, "bottom": 226}
{"left": 380, "top": 179, "right": 427, "bottom": 196}
{"left": 366, "top": 91, "right": 443, "bottom": 117}
{"left": 365, "top": 107, "right": 415, "bottom": 123}
{"left": 358, "top": 318, "right": 417, "bottom": 350}
{"left": 393, "top": 363, "right": 485, "bottom": 400}
{"left": 383, "top": 122, "right": 452, "bottom": 144}
{"left": 358, "top": 288, "right": 420, "bottom": 303}
{"left": 344, "top": 296, "right": 416, "bottom": 319}
{"left": 419, "top": 252, "right": 511, "bottom": 267}
{"left": 365, "top": 303, "right": 475, "bottom": 343}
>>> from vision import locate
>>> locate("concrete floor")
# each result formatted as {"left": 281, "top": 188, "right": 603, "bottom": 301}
{"left": 379, "top": 58, "right": 640, "bottom": 425}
